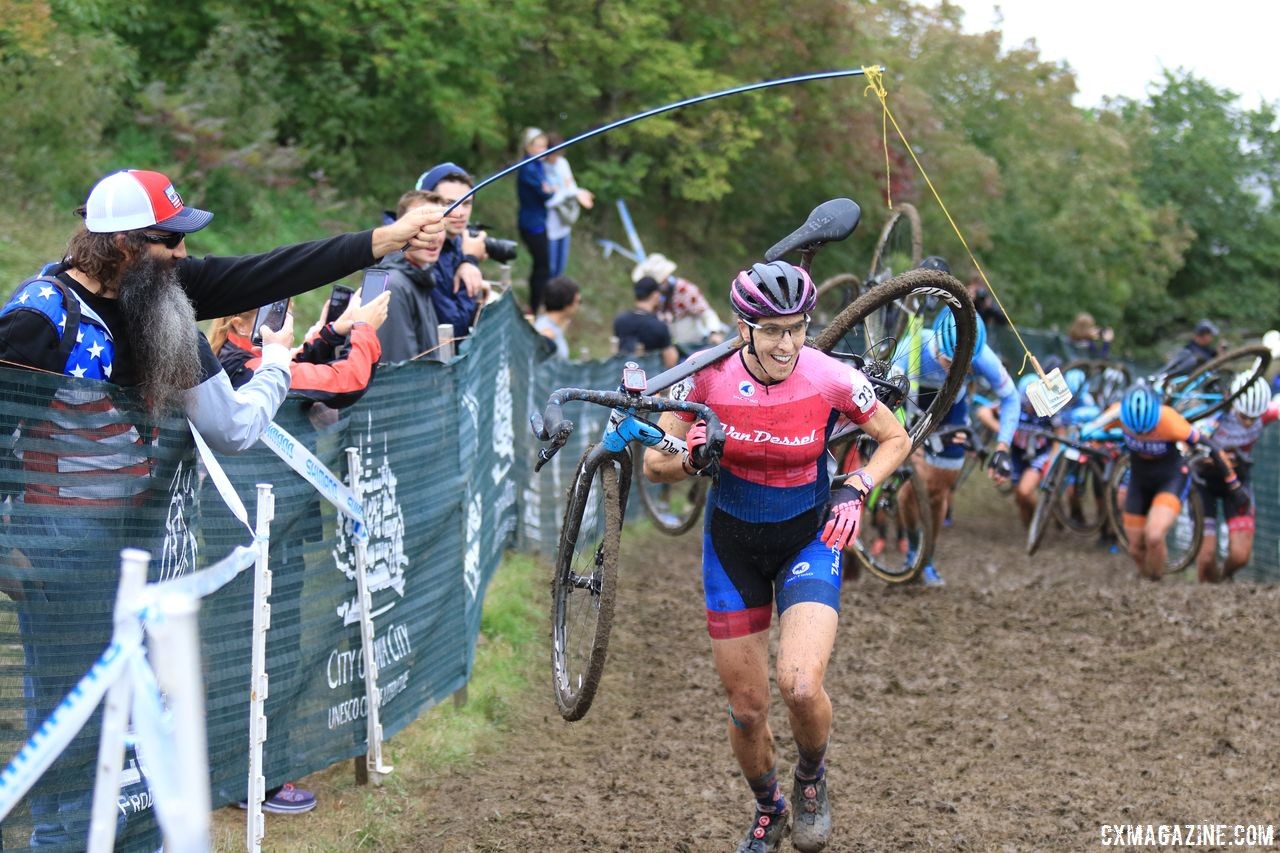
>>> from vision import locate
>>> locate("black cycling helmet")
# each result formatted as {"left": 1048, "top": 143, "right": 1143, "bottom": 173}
{"left": 730, "top": 261, "right": 817, "bottom": 319}
{"left": 918, "top": 255, "right": 951, "bottom": 274}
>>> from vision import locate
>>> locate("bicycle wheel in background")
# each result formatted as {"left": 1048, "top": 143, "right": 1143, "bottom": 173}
{"left": 1161, "top": 489, "right": 1204, "bottom": 576}
{"left": 814, "top": 269, "right": 978, "bottom": 452}
{"left": 863, "top": 202, "right": 923, "bottom": 349}
{"left": 1103, "top": 455, "right": 1203, "bottom": 576}
{"left": 551, "top": 446, "right": 624, "bottom": 721}
{"left": 1026, "top": 455, "right": 1065, "bottom": 556}
{"left": 1063, "top": 358, "right": 1132, "bottom": 409}
{"left": 850, "top": 459, "right": 932, "bottom": 583}
{"left": 1164, "top": 344, "right": 1271, "bottom": 421}
{"left": 1051, "top": 451, "right": 1108, "bottom": 535}
{"left": 631, "top": 442, "right": 707, "bottom": 536}
{"left": 1106, "top": 455, "right": 1131, "bottom": 552}
{"left": 813, "top": 273, "right": 861, "bottom": 332}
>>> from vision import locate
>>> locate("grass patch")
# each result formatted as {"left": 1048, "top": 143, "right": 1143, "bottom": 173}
{"left": 211, "top": 550, "right": 547, "bottom": 852}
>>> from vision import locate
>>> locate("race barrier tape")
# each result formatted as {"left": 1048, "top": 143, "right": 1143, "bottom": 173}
{"left": 0, "top": 640, "right": 141, "bottom": 821}
{"left": 258, "top": 421, "right": 368, "bottom": 542}
{"left": 143, "top": 545, "right": 257, "bottom": 606}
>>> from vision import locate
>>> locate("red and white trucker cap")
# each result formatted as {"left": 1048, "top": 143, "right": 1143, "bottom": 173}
{"left": 83, "top": 170, "right": 213, "bottom": 234}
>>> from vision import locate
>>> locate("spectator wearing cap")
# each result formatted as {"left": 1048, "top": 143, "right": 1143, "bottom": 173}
{"left": 415, "top": 162, "right": 490, "bottom": 340}
{"left": 614, "top": 276, "right": 678, "bottom": 368}
{"left": 535, "top": 276, "right": 581, "bottom": 360}
{"left": 542, "top": 131, "right": 594, "bottom": 278}
{"left": 0, "top": 169, "right": 442, "bottom": 845}
{"left": 632, "top": 253, "right": 724, "bottom": 350}
{"left": 0, "top": 169, "right": 443, "bottom": 417}
{"left": 515, "top": 127, "right": 555, "bottom": 315}
{"left": 1171, "top": 318, "right": 1222, "bottom": 373}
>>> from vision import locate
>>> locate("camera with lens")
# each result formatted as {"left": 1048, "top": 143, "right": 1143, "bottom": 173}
{"left": 467, "top": 223, "right": 519, "bottom": 264}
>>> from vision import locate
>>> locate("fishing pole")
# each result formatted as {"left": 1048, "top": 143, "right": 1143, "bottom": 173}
{"left": 417, "top": 65, "right": 884, "bottom": 226}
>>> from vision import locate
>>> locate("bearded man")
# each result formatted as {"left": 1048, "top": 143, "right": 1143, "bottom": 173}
{"left": 0, "top": 169, "right": 443, "bottom": 847}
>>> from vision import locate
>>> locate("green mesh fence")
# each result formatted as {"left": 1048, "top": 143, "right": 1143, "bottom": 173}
{"left": 0, "top": 297, "right": 1274, "bottom": 849}
{"left": 0, "top": 294, "right": 662, "bottom": 850}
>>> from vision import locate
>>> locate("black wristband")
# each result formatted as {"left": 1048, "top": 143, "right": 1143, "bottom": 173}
{"left": 462, "top": 255, "right": 481, "bottom": 266}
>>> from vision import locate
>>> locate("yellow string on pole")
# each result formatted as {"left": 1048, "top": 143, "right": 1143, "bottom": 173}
{"left": 860, "top": 65, "right": 1046, "bottom": 380}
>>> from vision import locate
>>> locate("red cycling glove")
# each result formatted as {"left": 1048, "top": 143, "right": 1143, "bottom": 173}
{"left": 684, "top": 420, "right": 709, "bottom": 471}
{"left": 821, "top": 483, "right": 867, "bottom": 551}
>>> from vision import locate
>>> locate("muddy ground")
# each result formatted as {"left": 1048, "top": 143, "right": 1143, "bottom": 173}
{"left": 412, "top": 480, "right": 1280, "bottom": 851}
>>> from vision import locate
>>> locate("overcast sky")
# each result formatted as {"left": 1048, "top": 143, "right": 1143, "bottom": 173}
{"left": 948, "top": 0, "right": 1278, "bottom": 110}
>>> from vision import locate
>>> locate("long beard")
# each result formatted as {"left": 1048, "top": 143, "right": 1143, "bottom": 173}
{"left": 117, "top": 257, "right": 202, "bottom": 414}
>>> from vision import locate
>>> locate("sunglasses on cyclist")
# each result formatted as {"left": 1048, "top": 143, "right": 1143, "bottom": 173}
{"left": 741, "top": 315, "right": 810, "bottom": 343}
{"left": 140, "top": 231, "right": 186, "bottom": 249}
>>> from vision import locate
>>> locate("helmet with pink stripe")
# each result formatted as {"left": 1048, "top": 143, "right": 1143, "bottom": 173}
{"left": 729, "top": 261, "right": 816, "bottom": 319}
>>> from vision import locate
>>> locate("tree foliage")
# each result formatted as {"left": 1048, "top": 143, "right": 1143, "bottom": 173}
{"left": 3, "top": 0, "right": 1276, "bottom": 351}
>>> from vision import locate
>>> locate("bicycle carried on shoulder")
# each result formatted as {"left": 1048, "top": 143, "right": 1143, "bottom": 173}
{"left": 530, "top": 198, "right": 979, "bottom": 719}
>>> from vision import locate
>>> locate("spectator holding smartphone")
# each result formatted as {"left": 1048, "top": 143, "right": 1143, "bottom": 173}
{"left": 376, "top": 189, "right": 449, "bottom": 362}
{"left": 208, "top": 290, "right": 389, "bottom": 407}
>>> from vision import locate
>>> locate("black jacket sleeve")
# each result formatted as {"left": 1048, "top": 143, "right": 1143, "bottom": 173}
{"left": 182, "top": 230, "right": 377, "bottom": 320}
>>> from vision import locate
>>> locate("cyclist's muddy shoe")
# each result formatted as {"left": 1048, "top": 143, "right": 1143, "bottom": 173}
{"left": 869, "top": 536, "right": 886, "bottom": 557}
{"left": 734, "top": 809, "right": 788, "bottom": 853}
{"left": 791, "top": 776, "right": 831, "bottom": 852}
{"left": 920, "top": 564, "right": 945, "bottom": 587}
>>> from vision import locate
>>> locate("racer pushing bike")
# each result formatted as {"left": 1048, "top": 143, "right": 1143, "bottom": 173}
{"left": 644, "top": 260, "right": 911, "bottom": 853}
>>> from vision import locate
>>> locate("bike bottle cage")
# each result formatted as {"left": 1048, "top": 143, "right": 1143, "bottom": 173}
{"left": 603, "top": 413, "right": 665, "bottom": 453}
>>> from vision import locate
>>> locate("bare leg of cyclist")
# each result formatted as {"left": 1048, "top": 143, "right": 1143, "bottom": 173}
{"left": 1223, "top": 528, "right": 1254, "bottom": 578}
{"left": 778, "top": 602, "right": 838, "bottom": 851}
{"left": 1123, "top": 513, "right": 1149, "bottom": 577}
{"left": 712, "top": 630, "right": 782, "bottom": 810}
{"left": 1196, "top": 531, "right": 1221, "bottom": 583}
{"left": 1143, "top": 500, "right": 1181, "bottom": 580}
{"left": 777, "top": 603, "right": 838, "bottom": 765}
{"left": 1014, "top": 469, "right": 1041, "bottom": 527}
{"left": 921, "top": 463, "right": 961, "bottom": 541}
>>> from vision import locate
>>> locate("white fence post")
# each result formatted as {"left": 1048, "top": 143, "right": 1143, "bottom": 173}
{"left": 437, "top": 324, "right": 456, "bottom": 361}
{"left": 246, "top": 484, "right": 274, "bottom": 852}
{"left": 145, "top": 591, "right": 211, "bottom": 852}
{"left": 346, "top": 446, "right": 393, "bottom": 785}
{"left": 86, "top": 548, "right": 150, "bottom": 853}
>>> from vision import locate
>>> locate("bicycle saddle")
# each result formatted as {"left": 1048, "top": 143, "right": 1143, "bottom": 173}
{"left": 764, "top": 198, "right": 861, "bottom": 262}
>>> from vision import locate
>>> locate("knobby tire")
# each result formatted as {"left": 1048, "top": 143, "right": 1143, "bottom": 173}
{"left": 551, "top": 446, "right": 624, "bottom": 721}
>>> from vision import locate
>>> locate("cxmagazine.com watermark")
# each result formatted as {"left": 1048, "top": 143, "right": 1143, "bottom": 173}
{"left": 1101, "top": 824, "right": 1275, "bottom": 847}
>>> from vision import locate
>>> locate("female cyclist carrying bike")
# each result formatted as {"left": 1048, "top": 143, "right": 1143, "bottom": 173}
{"left": 644, "top": 260, "right": 911, "bottom": 853}
{"left": 1193, "top": 374, "right": 1278, "bottom": 582}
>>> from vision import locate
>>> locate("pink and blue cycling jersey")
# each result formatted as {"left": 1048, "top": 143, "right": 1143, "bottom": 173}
{"left": 672, "top": 347, "right": 878, "bottom": 522}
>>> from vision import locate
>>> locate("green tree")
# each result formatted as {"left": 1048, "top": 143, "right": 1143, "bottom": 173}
{"left": 1115, "top": 71, "right": 1280, "bottom": 340}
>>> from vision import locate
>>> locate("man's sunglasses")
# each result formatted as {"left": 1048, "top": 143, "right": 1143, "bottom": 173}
{"left": 140, "top": 231, "right": 186, "bottom": 249}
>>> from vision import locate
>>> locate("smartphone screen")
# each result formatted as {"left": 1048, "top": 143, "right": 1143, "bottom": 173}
{"left": 326, "top": 284, "right": 355, "bottom": 325}
{"left": 360, "top": 269, "right": 391, "bottom": 303}
{"left": 251, "top": 299, "right": 290, "bottom": 346}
